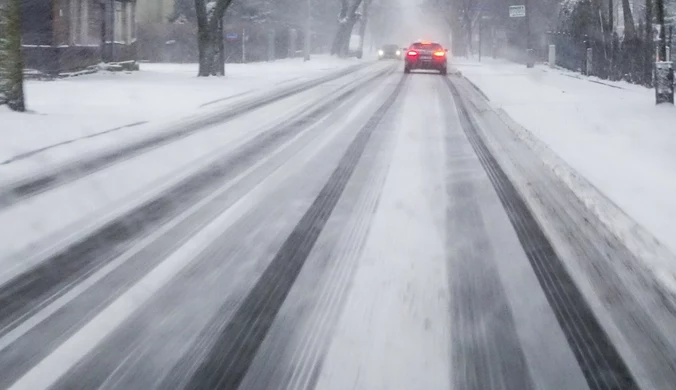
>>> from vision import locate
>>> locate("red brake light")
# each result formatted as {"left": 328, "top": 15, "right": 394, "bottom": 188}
{"left": 433, "top": 51, "right": 446, "bottom": 57}
{"left": 407, "top": 50, "right": 418, "bottom": 56}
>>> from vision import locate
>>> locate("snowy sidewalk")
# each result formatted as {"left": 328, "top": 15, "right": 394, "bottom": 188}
{"left": 455, "top": 57, "right": 676, "bottom": 261}
{"left": 0, "top": 56, "right": 360, "bottom": 169}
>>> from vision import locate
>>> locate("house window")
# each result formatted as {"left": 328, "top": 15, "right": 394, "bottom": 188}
{"left": 114, "top": 1, "right": 124, "bottom": 43}
{"left": 113, "top": 1, "right": 136, "bottom": 44}
{"left": 69, "top": 0, "right": 99, "bottom": 46}
{"left": 127, "top": 1, "right": 135, "bottom": 43}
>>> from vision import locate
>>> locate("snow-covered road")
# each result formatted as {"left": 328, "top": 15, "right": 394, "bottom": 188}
{"left": 0, "top": 64, "right": 675, "bottom": 390}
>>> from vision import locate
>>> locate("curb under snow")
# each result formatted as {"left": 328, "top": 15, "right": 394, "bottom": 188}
{"left": 465, "top": 75, "right": 676, "bottom": 296}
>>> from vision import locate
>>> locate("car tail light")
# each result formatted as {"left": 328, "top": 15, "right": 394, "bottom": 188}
{"left": 407, "top": 50, "right": 418, "bottom": 57}
{"left": 433, "top": 51, "right": 446, "bottom": 57}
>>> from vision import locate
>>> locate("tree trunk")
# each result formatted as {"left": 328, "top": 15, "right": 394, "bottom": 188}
{"left": 197, "top": 35, "right": 212, "bottom": 76}
{"left": 340, "top": 19, "right": 358, "bottom": 56}
{"left": 357, "top": 0, "right": 370, "bottom": 58}
{"left": 331, "top": 0, "right": 350, "bottom": 55}
{"left": 216, "top": 18, "right": 225, "bottom": 75}
{"left": 645, "top": 0, "right": 653, "bottom": 84}
{"left": 195, "top": 0, "right": 212, "bottom": 76}
{"left": 0, "top": 0, "right": 26, "bottom": 112}
{"left": 332, "top": 20, "right": 356, "bottom": 57}
{"left": 330, "top": 24, "right": 345, "bottom": 55}
{"left": 195, "top": 0, "right": 233, "bottom": 77}
{"left": 621, "top": 0, "right": 636, "bottom": 39}
{"left": 331, "top": 0, "right": 364, "bottom": 57}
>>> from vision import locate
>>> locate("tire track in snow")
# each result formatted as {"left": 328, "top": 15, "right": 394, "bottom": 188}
{"left": 0, "top": 63, "right": 370, "bottom": 210}
{"left": 170, "top": 74, "right": 406, "bottom": 390}
{"left": 452, "top": 76, "right": 676, "bottom": 390}
{"left": 32, "top": 71, "right": 403, "bottom": 390}
{"left": 312, "top": 75, "right": 450, "bottom": 390}
{"left": 442, "top": 79, "right": 534, "bottom": 390}
{"left": 238, "top": 76, "right": 407, "bottom": 390}
{"left": 444, "top": 120, "right": 534, "bottom": 390}
{"left": 0, "top": 67, "right": 389, "bottom": 337}
{"left": 445, "top": 77, "right": 639, "bottom": 390}
{"left": 0, "top": 68, "right": 393, "bottom": 390}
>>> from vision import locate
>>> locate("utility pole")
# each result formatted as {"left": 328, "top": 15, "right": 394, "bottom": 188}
{"left": 303, "top": 0, "right": 311, "bottom": 61}
{"left": 217, "top": 16, "right": 225, "bottom": 74}
{"left": 478, "top": 13, "right": 482, "bottom": 62}
{"left": 524, "top": 0, "right": 534, "bottom": 67}
{"left": 242, "top": 27, "right": 246, "bottom": 63}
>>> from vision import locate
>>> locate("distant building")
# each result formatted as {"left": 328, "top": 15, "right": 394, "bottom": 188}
{"left": 135, "top": 0, "right": 190, "bottom": 62}
{"left": 21, "top": 0, "right": 138, "bottom": 74}
{"left": 136, "top": 0, "right": 173, "bottom": 24}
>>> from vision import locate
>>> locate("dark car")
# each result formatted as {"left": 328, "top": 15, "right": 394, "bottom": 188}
{"left": 404, "top": 41, "right": 448, "bottom": 75}
{"left": 378, "top": 44, "right": 402, "bottom": 60}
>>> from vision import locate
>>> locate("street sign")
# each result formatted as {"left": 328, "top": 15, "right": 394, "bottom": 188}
{"left": 509, "top": 5, "right": 526, "bottom": 17}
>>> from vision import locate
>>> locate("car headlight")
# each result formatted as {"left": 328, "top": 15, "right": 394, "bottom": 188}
{"left": 396, "top": 50, "right": 401, "bottom": 56}
{"left": 378, "top": 50, "right": 384, "bottom": 56}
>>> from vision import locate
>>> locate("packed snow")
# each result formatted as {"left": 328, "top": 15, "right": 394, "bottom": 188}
{"left": 316, "top": 76, "right": 451, "bottom": 390}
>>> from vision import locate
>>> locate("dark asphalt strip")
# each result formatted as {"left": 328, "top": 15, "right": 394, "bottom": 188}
{"left": 167, "top": 75, "right": 406, "bottom": 390}
{"left": 445, "top": 77, "right": 639, "bottom": 390}
{"left": 0, "top": 68, "right": 390, "bottom": 345}
{"left": 444, "top": 125, "right": 534, "bottom": 388}
{"left": 238, "top": 83, "right": 404, "bottom": 390}
{"left": 0, "top": 63, "right": 369, "bottom": 210}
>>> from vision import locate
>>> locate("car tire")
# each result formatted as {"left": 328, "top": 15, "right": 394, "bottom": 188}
{"left": 404, "top": 67, "right": 411, "bottom": 74}
{"left": 440, "top": 67, "right": 447, "bottom": 75}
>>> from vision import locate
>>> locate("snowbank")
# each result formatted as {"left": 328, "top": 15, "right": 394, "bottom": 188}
{"left": 0, "top": 56, "right": 360, "bottom": 167}
{"left": 455, "top": 57, "right": 676, "bottom": 277}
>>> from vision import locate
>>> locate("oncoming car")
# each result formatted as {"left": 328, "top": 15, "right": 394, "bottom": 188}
{"left": 404, "top": 41, "right": 448, "bottom": 75}
{"left": 378, "top": 44, "right": 402, "bottom": 60}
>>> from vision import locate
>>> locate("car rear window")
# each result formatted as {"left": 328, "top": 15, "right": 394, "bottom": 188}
{"left": 411, "top": 43, "right": 443, "bottom": 50}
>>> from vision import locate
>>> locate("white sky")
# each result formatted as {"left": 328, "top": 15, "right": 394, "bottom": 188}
{"left": 370, "top": 0, "right": 452, "bottom": 49}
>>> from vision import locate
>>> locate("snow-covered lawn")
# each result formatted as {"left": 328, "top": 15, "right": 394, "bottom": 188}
{"left": 0, "top": 56, "right": 360, "bottom": 166}
{"left": 455, "top": 57, "right": 676, "bottom": 258}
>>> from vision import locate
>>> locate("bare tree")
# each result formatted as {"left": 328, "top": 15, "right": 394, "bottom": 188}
{"left": 622, "top": 0, "right": 637, "bottom": 39}
{"left": 331, "top": 0, "right": 364, "bottom": 56}
{"left": 433, "top": 0, "right": 480, "bottom": 56}
{"left": 194, "top": 0, "right": 236, "bottom": 76}
{"left": 0, "top": 0, "right": 25, "bottom": 111}
{"left": 357, "top": 0, "right": 372, "bottom": 57}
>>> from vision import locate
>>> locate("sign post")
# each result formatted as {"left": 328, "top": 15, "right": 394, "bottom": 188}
{"left": 508, "top": 5, "right": 525, "bottom": 17}
{"left": 509, "top": 4, "right": 533, "bottom": 67}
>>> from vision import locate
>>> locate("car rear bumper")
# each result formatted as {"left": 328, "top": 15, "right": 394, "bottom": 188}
{"left": 405, "top": 59, "right": 447, "bottom": 70}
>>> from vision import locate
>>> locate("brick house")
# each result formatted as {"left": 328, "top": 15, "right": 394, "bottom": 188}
{"left": 21, "top": 0, "right": 137, "bottom": 74}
